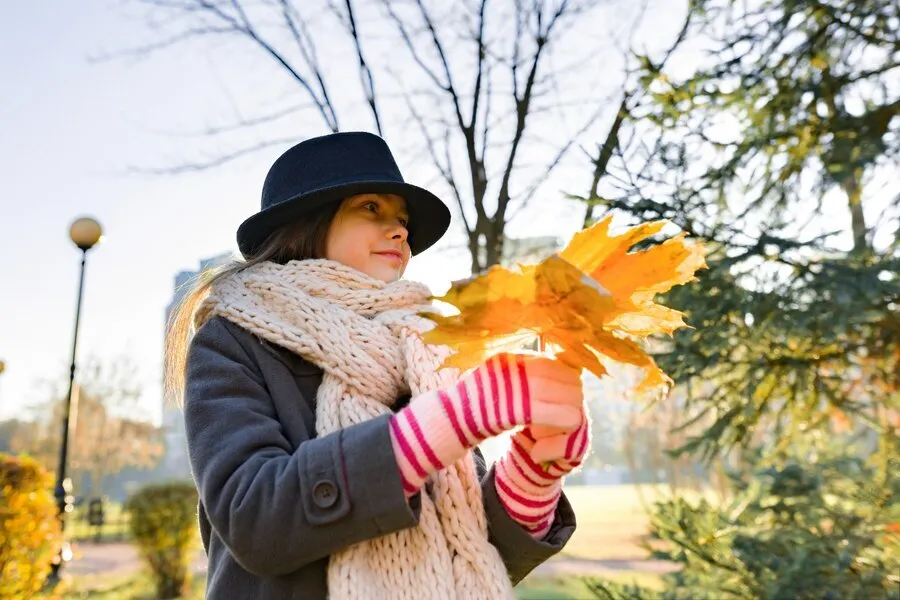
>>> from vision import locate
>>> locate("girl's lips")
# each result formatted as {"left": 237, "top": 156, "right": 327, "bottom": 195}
{"left": 374, "top": 251, "right": 402, "bottom": 264}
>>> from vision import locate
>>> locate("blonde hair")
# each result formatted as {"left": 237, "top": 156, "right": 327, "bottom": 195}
{"left": 164, "top": 201, "right": 342, "bottom": 406}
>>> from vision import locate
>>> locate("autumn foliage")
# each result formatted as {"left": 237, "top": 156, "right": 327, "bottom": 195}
{"left": 0, "top": 453, "right": 63, "bottom": 598}
{"left": 125, "top": 481, "right": 199, "bottom": 599}
{"left": 424, "top": 216, "right": 707, "bottom": 392}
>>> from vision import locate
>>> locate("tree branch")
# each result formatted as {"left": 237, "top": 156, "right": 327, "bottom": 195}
{"left": 494, "top": 1, "right": 571, "bottom": 229}
{"left": 580, "top": 93, "right": 630, "bottom": 227}
{"left": 125, "top": 136, "right": 300, "bottom": 174}
{"left": 342, "top": 0, "right": 384, "bottom": 134}
{"left": 274, "top": 0, "right": 340, "bottom": 130}
{"left": 409, "top": 105, "right": 470, "bottom": 234}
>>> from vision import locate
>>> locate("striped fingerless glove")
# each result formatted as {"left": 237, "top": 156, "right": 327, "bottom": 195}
{"left": 495, "top": 415, "right": 590, "bottom": 538}
{"left": 388, "top": 354, "right": 539, "bottom": 497}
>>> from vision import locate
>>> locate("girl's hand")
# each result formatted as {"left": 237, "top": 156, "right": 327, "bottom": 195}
{"left": 389, "top": 353, "right": 583, "bottom": 497}
{"left": 493, "top": 407, "right": 591, "bottom": 538}
{"left": 508, "top": 354, "right": 584, "bottom": 428}
{"left": 517, "top": 411, "right": 590, "bottom": 477}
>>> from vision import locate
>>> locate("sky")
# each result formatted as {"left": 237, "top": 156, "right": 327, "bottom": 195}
{"left": 0, "top": 1, "right": 693, "bottom": 424}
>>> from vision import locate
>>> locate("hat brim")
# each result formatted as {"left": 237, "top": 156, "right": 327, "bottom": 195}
{"left": 237, "top": 180, "right": 451, "bottom": 258}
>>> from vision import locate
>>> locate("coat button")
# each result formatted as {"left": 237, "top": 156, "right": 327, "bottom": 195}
{"left": 312, "top": 480, "right": 339, "bottom": 508}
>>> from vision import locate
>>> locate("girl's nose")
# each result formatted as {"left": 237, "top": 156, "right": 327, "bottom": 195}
{"left": 388, "top": 220, "right": 408, "bottom": 242}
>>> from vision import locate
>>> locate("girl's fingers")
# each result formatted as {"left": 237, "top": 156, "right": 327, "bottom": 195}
{"left": 537, "top": 380, "right": 583, "bottom": 406}
{"left": 527, "top": 376, "right": 583, "bottom": 410}
{"left": 530, "top": 404, "right": 585, "bottom": 439}
{"left": 528, "top": 424, "right": 570, "bottom": 439}
{"left": 528, "top": 402, "right": 582, "bottom": 430}
{"left": 524, "top": 356, "right": 581, "bottom": 385}
{"left": 530, "top": 419, "right": 591, "bottom": 463}
{"left": 529, "top": 434, "right": 571, "bottom": 463}
{"left": 513, "top": 354, "right": 585, "bottom": 407}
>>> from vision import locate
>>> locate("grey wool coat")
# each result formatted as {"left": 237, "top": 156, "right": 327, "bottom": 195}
{"left": 184, "top": 316, "right": 577, "bottom": 599}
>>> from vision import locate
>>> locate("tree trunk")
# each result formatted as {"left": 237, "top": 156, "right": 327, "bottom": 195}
{"left": 485, "top": 219, "right": 504, "bottom": 268}
{"left": 843, "top": 169, "right": 868, "bottom": 254}
{"left": 584, "top": 95, "right": 630, "bottom": 228}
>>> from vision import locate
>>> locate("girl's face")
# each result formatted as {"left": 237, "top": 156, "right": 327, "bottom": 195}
{"left": 325, "top": 193, "right": 411, "bottom": 283}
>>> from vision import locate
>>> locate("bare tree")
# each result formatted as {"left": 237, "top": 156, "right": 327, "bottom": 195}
{"left": 571, "top": 3, "right": 696, "bottom": 229}
{"left": 12, "top": 356, "right": 164, "bottom": 497}
{"left": 110, "top": 0, "right": 658, "bottom": 271}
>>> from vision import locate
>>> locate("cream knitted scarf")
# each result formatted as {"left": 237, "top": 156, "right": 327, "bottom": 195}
{"left": 196, "top": 259, "right": 515, "bottom": 600}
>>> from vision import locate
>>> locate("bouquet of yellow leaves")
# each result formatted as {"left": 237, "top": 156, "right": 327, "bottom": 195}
{"left": 422, "top": 216, "right": 708, "bottom": 394}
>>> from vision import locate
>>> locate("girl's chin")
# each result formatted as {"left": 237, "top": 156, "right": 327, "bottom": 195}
{"left": 362, "top": 264, "right": 403, "bottom": 283}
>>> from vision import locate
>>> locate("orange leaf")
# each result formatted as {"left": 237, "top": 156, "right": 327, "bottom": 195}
{"left": 559, "top": 215, "right": 667, "bottom": 279}
{"left": 596, "top": 232, "right": 708, "bottom": 299}
{"left": 556, "top": 345, "right": 607, "bottom": 380}
{"left": 423, "top": 217, "right": 706, "bottom": 397}
{"left": 609, "top": 304, "right": 688, "bottom": 337}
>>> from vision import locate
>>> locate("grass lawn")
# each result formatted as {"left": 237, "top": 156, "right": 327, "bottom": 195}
{"left": 560, "top": 483, "right": 715, "bottom": 561}
{"left": 63, "top": 484, "right": 673, "bottom": 558}
{"left": 50, "top": 571, "right": 657, "bottom": 600}
{"left": 67, "top": 502, "right": 131, "bottom": 543}
{"left": 48, "top": 485, "right": 687, "bottom": 597}
{"left": 560, "top": 484, "right": 653, "bottom": 561}
{"left": 517, "top": 571, "right": 662, "bottom": 599}
{"left": 46, "top": 573, "right": 205, "bottom": 600}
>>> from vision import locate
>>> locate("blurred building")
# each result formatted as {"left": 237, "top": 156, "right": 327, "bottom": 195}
{"left": 499, "top": 235, "right": 561, "bottom": 267}
{"left": 159, "top": 252, "right": 233, "bottom": 481}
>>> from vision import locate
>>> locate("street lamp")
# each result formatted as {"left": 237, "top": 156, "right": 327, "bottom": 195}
{"left": 49, "top": 217, "right": 103, "bottom": 581}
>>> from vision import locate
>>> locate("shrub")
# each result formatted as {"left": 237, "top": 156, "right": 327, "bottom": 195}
{"left": 125, "top": 481, "right": 199, "bottom": 599}
{"left": 0, "top": 453, "right": 64, "bottom": 598}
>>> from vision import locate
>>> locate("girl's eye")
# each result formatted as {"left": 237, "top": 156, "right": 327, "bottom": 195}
{"left": 364, "top": 201, "right": 379, "bottom": 213}
{"left": 399, "top": 217, "right": 409, "bottom": 227}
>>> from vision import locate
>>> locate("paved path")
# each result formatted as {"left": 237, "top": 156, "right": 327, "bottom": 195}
{"left": 68, "top": 542, "right": 675, "bottom": 579}
{"left": 66, "top": 542, "right": 207, "bottom": 577}
{"left": 532, "top": 555, "right": 676, "bottom": 577}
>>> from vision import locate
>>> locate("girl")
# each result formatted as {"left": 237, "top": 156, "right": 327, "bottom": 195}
{"left": 166, "top": 132, "right": 591, "bottom": 600}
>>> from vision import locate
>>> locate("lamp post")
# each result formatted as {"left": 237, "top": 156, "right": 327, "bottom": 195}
{"left": 49, "top": 217, "right": 103, "bottom": 582}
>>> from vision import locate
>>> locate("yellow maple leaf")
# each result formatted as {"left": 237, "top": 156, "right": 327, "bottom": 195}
{"left": 423, "top": 216, "right": 708, "bottom": 393}
{"left": 561, "top": 217, "right": 708, "bottom": 337}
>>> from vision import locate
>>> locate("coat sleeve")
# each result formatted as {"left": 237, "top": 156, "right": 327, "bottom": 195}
{"left": 473, "top": 447, "right": 576, "bottom": 585}
{"left": 184, "top": 317, "right": 421, "bottom": 577}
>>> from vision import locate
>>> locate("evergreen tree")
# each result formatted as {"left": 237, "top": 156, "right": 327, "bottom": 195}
{"left": 584, "top": 1, "right": 899, "bottom": 597}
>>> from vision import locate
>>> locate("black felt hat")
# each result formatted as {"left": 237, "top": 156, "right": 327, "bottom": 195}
{"left": 237, "top": 132, "right": 451, "bottom": 258}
